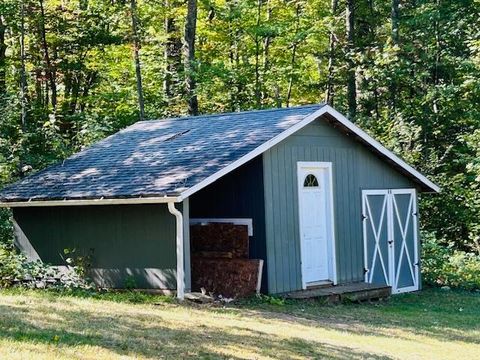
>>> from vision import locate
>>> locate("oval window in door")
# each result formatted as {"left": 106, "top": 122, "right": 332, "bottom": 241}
{"left": 303, "top": 174, "right": 319, "bottom": 187}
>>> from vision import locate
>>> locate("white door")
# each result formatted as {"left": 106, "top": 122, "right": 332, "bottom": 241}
{"left": 391, "top": 189, "right": 419, "bottom": 293}
{"left": 298, "top": 162, "right": 335, "bottom": 286}
{"left": 363, "top": 189, "right": 419, "bottom": 294}
{"left": 362, "top": 190, "right": 391, "bottom": 287}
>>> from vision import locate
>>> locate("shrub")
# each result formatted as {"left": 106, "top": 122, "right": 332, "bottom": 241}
{"left": 422, "top": 232, "right": 480, "bottom": 291}
{"left": 124, "top": 275, "right": 137, "bottom": 290}
{"left": 60, "top": 248, "right": 94, "bottom": 288}
{"left": 0, "top": 243, "right": 27, "bottom": 287}
{"left": 0, "top": 243, "right": 94, "bottom": 290}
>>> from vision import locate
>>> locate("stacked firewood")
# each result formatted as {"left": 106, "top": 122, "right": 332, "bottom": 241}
{"left": 190, "top": 223, "right": 262, "bottom": 298}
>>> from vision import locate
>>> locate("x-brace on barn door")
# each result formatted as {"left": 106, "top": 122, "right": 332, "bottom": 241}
{"left": 362, "top": 189, "right": 419, "bottom": 294}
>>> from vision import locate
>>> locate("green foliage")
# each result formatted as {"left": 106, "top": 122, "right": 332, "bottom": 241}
{"left": 52, "top": 287, "right": 174, "bottom": 304}
{"left": 0, "top": 243, "right": 26, "bottom": 287}
{"left": 422, "top": 232, "right": 480, "bottom": 291}
{"left": 2, "top": 285, "right": 175, "bottom": 304}
{"left": 0, "top": 242, "right": 54, "bottom": 288}
{"left": 61, "top": 247, "right": 93, "bottom": 281}
{"left": 248, "top": 293, "right": 286, "bottom": 306}
{"left": 123, "top": 275, "right": 137, "bottom": 290}
{"left": 0, "top": 243, "right": 94, "bottom": 290}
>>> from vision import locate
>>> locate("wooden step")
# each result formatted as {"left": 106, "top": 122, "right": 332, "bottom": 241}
{"left": 306, "top": 280, "right": 333, "bottom": 289}
{"left": 284, "top": 282, "right": 391, "bottom": 304}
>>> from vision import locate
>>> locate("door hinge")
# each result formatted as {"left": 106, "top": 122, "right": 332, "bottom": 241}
{"left": 363, "top": 268, "right": 369, "bottom": 274}
{"left": 412, "top": 212, "right": 418, "bottom": 216}
{"left": 388, "top": 240, "right": 394, "bottom": 245}
{"left": 361, "top": 214, "right": 367, "bottom": 221}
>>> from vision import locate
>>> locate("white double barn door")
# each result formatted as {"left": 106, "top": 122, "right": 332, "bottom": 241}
{"left": 362, "top": 189, "right": 419, "bottom": 294}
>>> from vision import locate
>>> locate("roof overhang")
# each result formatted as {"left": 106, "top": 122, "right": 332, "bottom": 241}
{"left": 0, "top": 195, "right": 181, "bottom": 208}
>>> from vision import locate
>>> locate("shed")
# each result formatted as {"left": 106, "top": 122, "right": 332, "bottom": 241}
{"left": 0, "top": 104, "right": 439, "bottom": 298}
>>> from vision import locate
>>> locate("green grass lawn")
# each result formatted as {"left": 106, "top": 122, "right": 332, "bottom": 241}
{"left": 0, "top": 287, "right": 478, "bottom": 359}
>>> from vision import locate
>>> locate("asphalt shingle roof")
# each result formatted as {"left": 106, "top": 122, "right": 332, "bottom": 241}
{"left": 0, "top": 104, "right": 325, "bottom": 202}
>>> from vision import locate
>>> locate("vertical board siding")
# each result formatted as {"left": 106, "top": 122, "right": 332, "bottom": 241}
{"left": 287, "top": 149, "right": 297, "bottom": 291}
{"left": 263, "top": 151, "right": 277, "bottom": 293}
{"left": 189, "top": 155, "right": 268, "bottom": 292}
{"left": 348, "top": 150, "right": 360, "bottom": 281}
{"left": 263, "top": 118, "right": 418, "bottom": 293}
{"left": 272, "top": 147, "right": 284, "bottom": 292}
{"left": 13, "top": 204, "right": 177, "bottom": 289}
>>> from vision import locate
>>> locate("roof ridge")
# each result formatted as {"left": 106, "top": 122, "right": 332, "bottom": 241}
{"left": 135, "top": 103, "right": 324, "bottom": 125}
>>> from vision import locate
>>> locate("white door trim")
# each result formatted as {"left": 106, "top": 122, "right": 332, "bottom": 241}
{"left": 362, "top": 189, "right": 390, "bottom": 285}
{"left": 362, "top": 189, "right": 419, "bottom": 294}
{"left": 391, "top": 188, "right": 419, "bottom": 294}
{"left": 297, "top": 161, "right": 337, "bottom": 289}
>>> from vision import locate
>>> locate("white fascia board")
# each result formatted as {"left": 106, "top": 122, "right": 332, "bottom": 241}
{"left": 0, "top": 196, "right": 181, "bottom": 208}
{"left": 180, "top": 104, "right": 439, "bottom": 199}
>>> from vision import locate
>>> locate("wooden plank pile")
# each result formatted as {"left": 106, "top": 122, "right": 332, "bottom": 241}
{"left": 190, "top": 222, "right": 263, "bottom": 298}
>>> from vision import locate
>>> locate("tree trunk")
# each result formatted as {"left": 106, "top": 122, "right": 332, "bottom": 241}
{"left": 389, "top": 0, "right": 400, "bottom": 120}
{"left": 18, "top": 0, "right": 28, "bottom": 177}
{"left": 184, "top": 0, "right": 198, "bottom": 115}
{"left": 391, "top": 0, "right": 400, "bottom": 45}
{"left": 164, "top": 3, "right": 173, "bottom": 99}
{"left": 227, "top": 1, "right": 241, "bottom": 112}
{"left": 20, "top": 1, "right": 27, "bottom": 132}
{"left": 70, "top": 78, "right": 80, "bottom": 115}
{"left": 346, "top": 0, "right": 356, "bottom": 120}
{"left": 63, "top": 72, "right": 72, "bottom": 112}
{"left": 432, "top": 0, "right": 441, "bottom": 125}
{"left": 0, "top": 15, "right": 6, "bottom": 99}
{"left": 325, "top": 0, "right": 338, "bottom": 105}
{"left": 35, "top": 68, "right": 43, "bottom": 106}
{"left": 38, "top": 0, "right": 57, "bottom": 110}
{"left": 262, "top": 0, "right": 272, "bottom": 102}
{"left": 254, "top": 0, "right": 262, "bottom": 108}
{"left": 164, "top": 0, "right": 182, "bottom": 101}
{"left": 286, "top": 3, "right": 301, "bottom": 108}
{"left": 130, "top": 0, "right": 145, "bottom": 121}
{"left": 262, "top": 1, "right": 280, "bottom": 107}
{"left": 433, "top": 0, "right": 441, "bottom": 87}
{"left": 80, "top": 71, "right": 97, "bottom": 112}
{"left": 228, "top": 36, "right": 235, "bottom": 111}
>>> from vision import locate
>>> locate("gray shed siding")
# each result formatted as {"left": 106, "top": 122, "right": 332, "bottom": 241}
{"left": 189, "top": 156, "right": 268, "bottom": 291}
{"left": 263, "top": 117, "right": 418, "bottom": 294}
{"left": 13, "top": 204, "right": 177, "bottom": 289}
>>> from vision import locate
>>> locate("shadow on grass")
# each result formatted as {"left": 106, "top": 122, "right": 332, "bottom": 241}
{"left": 228, "top": 288, "right": 480, "bottom": 345}
{"left": 0, "top": 302, "right": 390, "bottom": 359}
